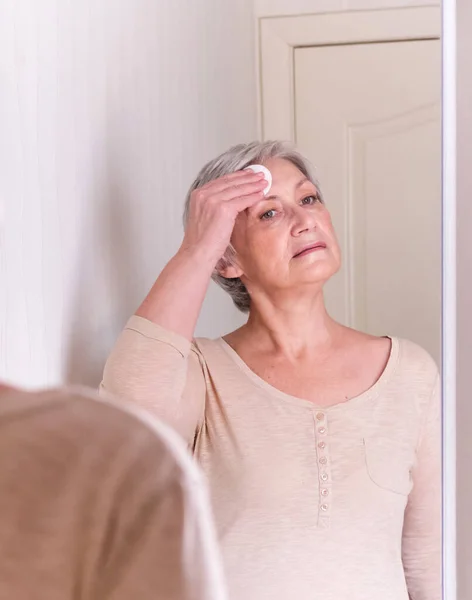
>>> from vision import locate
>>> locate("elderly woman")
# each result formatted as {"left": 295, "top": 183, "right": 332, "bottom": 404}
{"left": 101, "top": 141, "right": 440, "bottom": 600}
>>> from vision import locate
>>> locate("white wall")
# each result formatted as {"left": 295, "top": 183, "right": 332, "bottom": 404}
{"left": 0, "top": 0, "right": 256, "bottom": 389}
{"left": 456, "top": 0, "right": 472, "bottom": 595}
{"left": 0, "top": 0, "right": 444, "bottom": 392}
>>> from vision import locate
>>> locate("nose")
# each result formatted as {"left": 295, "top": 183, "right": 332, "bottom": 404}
{"left": 291, "top": 205, "right": 317, "bottom": 236}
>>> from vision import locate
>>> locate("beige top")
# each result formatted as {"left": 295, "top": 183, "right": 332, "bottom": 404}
{"left": 102, "top": 315, "right": 441, "bottom": 600}
{"left": 0, "top": 386, "right": 227, "bottom": 600}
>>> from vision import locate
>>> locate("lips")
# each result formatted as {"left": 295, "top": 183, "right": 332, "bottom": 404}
{"left": 293, "top": 242, "right": 327, "bottom": 258}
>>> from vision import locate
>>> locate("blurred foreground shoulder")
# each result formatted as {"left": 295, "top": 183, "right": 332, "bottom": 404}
{"left": 0, "top": 386, "right": 227, "bottom": 600}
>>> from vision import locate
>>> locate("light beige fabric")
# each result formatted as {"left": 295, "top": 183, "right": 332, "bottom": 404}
{"left": 102, "top": 315, "right": 441, "bottom": 600}
{"left": 0, "top": 386, "right": 227, "bottom": 600}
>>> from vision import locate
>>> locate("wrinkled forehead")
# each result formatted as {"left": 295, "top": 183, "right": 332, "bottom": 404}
{"left": 262, "top": 157, "right": 322, "bottom": 197}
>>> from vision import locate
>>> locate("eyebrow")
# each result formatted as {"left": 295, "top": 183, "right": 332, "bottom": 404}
{"left": 263, "top": 177, "right": 311, "bottom": 202}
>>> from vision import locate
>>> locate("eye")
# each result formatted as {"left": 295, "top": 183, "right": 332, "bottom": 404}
{"left": 301, "top": 194, "right": 322, "bottom": 206}
{"left": 260, "top": 208, "right": 277, "bottom": 220}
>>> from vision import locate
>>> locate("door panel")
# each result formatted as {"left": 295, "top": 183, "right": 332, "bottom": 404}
{"left": 294, "top": 40, "right": 441, "bottom": 362}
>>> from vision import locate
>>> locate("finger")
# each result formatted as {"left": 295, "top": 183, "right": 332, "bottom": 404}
{"left": 203, "top": 170, "right": 265, "bottom": 194}
{"left": 217, "top": 179, "right": 268, "bottom": 202}
{"left": 229, "top": 190, "right": 266, "bottom": 213}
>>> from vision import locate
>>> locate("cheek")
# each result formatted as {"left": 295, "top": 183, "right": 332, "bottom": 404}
{"left": 230, "top": 222, "right": 261, "bottom": 269}
{"left": 319, "top": 210, "right": 341, "bottom": 254}
{"left": 232, "top": 221, "right": 287, "bottom": 268}
{"left": 320, "top": 210, "right": 336, "bottom": 236}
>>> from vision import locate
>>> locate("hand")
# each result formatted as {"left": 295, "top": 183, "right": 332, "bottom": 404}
{"left": 180, "top": 169, "right": 267, "bottom": 266}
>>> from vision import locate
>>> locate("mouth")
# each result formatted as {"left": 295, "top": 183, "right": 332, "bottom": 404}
{"left": 293, "top": 242, "right": 327, "bottom": 258}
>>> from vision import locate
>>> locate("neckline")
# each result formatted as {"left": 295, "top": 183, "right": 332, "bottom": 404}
{"left": 216, "top": 336, "right": 400, "bottom": 410}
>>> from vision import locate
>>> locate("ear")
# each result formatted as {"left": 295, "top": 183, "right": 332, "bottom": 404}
{"left": 216, "top": 257, "right": 244, "bottom": 279}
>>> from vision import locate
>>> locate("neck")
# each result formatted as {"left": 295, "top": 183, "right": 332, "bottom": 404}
{"left": 243, "top": 287, "right": 342, "bottom": 359}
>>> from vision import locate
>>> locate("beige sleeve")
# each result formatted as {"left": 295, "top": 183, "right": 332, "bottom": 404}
{"left": 100, "top": 315, "right": 206, "bottom": 443}
{"left": 402, "top": 374, "right": 441, "bottom": 600}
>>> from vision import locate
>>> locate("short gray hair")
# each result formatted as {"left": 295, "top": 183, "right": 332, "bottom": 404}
{"left": 183, "top": 140, "right": 321, "bottom": 313}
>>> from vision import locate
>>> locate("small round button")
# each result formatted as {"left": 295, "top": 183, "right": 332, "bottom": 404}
{"left": 318, "top": 441, "right": 326, "bottom": 449}
{"left": 321, "top": 488, "right": 329, "bottom": 496}
{"left": 319, "top": 456, "right": 327, "bottom": 465}
{"left": 318, "top": 427, "right": 326, "bottom": 435}
{"left": 316, "top": 412, "right": 325, "bottom": 421}
{"left": 320, "top": 503, "right": 329, "bottom": 511}
{"left": 320, "top": 473, "right": 328, "bottom": 482}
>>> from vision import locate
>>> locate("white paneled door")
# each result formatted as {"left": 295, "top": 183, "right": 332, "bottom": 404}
{"left": 293, "top": 39, "right": 441, "bottom": 362}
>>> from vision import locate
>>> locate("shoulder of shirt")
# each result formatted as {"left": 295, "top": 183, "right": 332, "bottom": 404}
{"left": 190, "top": 336, "right": 223, "bottom": 356}
{"left": 394, "top": 337, "right": 439, "bottom": 384}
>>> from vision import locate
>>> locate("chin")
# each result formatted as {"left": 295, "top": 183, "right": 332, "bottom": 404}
{"left": 296, "top": 255, "right": 340, "bottom": 281}
{"left": 302, "top": 268, "right": 339, "bottom": 285}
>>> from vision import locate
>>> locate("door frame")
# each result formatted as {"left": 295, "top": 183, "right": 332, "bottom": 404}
{"left": 257, "top": 7, "right": 441, "bottom": 139}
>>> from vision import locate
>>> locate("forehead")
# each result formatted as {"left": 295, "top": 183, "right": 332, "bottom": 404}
{"left": 262, "top": 157, "right": 308, "bottom": 187}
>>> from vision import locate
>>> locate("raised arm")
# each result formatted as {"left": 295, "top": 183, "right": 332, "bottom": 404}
{"left": 101, "top": 169, "right": 267, "bottom": 441}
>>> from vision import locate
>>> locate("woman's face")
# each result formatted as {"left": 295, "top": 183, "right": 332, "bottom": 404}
{"left": 224, "top": 157, "right": 341, "bottom": 295}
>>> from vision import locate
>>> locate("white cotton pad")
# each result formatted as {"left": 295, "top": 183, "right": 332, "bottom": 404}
{"left": 245, "top": 164, "right": 272, "bottom": 195}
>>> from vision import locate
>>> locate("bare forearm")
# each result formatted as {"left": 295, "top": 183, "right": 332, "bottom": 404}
{"left": 135, "top": 246, "right": 215, "bottom": 341}
{"left": 135, "top": 169, "right": 266, "bottom": 340}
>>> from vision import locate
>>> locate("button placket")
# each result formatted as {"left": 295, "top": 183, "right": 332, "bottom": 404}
{"left": 314, "top": 411, "right": 332, "bottom": 528}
